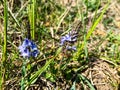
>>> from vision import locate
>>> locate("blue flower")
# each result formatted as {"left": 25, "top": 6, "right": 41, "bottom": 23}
{"left": 60, "top": 31, "right": 77, "bottom": 51}
{"left": 60, "top": 34, "right": 77, "bottom": 46}
{"left": 21, "top": 48, "right": 30, "bottom": 58}
{"left": 31, "top": 50, "right": 39, "bottom": 57}
{"left": 22, "top": 38, "right": 31, "bottom": 47}
{"left": 30, "top": 41, "right": 38, "bottom": 50}
{"left": 18, "top": 38, "right": 39, "bottom": 58}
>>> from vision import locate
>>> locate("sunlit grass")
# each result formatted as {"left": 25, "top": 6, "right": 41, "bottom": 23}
{"left": 28, "top": 0, "right": 36, "bottom": 40}
{"left": 0, "top": 0, "right": 8, "bottom": 89}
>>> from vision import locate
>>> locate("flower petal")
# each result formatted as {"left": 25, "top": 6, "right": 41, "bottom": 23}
{"left": 21, "top": 48, "right": 30, "bottom": 58}
{"left": 31, "top": 50, "right": 39, "bottom": 57}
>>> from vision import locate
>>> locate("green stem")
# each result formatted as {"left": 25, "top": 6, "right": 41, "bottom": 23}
{"left": 3, "top": 0, "right": 7, "bottom": 63}
{"left": 0, "top": 0, "right": 8, "bottom": 89}
{"left": 21, "top": 60, "right": 27, "bottom": 90}
{"left": 28, "top": 0, "right": 36, "bottom": 40}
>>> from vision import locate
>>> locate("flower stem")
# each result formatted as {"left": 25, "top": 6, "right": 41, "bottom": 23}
{"left": 21, "top": 60, "right": 27, "bottom": 90}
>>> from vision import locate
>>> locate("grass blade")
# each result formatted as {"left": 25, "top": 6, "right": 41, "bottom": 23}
{"left": 3, "top": 0, "right": 7, "bottom": 63}
{"left": 0, "top": 0, "right": 8, "bottom": 89}
{"left": 28, "top": 0, "right": 36, "bottom": 40}
{"left": 73, "top": 0, "right": 110, "bottom": 61}
{"left": 26, "top": 47, "right": 62, "bottom": 86}
{"left": 27, "top": 58, "right": 53, "bottom": 85}
{"left": 78, "top": 74, "right": 95, "bottom": 90}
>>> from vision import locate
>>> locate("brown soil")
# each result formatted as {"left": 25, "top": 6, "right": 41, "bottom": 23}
{"left": 81, "top": 58, "right": 120, "bottom": 90}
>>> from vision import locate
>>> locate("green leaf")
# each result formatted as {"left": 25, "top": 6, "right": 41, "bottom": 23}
{"left": 27, "top": 58, "right": 53, "bottom": 86}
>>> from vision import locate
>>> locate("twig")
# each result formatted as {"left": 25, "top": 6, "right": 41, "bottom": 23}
{"left": 56, "top": 7, "right": 71, "bottom": 32}
{"left": 15, "top": 1, "right": 29, "bottom": 18}
{"left": 8, "top": 6, "right": 21, "bottom": 28}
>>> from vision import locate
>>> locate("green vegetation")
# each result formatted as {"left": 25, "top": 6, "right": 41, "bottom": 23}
{"left": 0, "top": 0, "right": 120, "bottom": 90}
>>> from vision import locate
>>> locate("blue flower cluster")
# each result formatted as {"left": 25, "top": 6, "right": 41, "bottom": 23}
{"left": 60, "top": 31, "right": 77, "bottom": 51}
{"left": 18, "top": 38, "right": 39, "bottom": 58}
